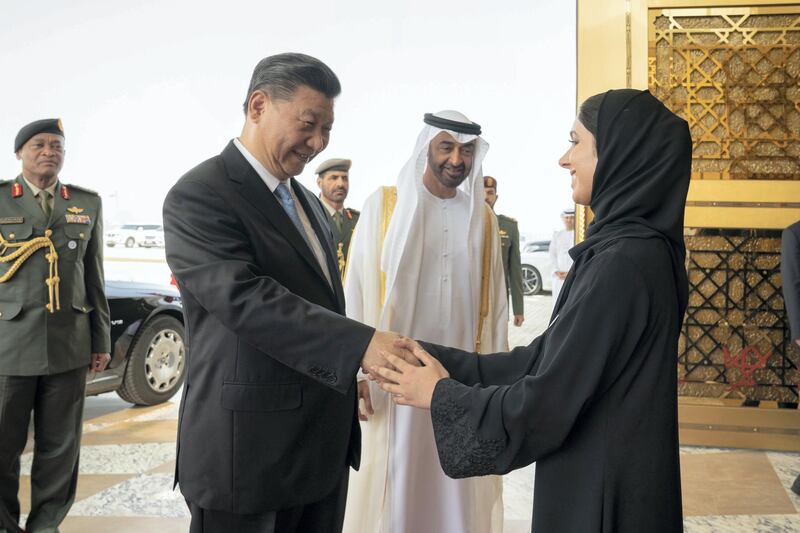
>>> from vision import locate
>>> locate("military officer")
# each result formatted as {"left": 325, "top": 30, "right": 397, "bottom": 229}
{"left": 0, "top": 119, "right": 110, "bottom": 533}
{"left": 316, "top": 158, "right": 360, "bottom": 274}
{"left": 484, "top": 175, "right": 524, "bottom": 327}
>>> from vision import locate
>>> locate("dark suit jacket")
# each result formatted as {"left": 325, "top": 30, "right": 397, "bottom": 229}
{"left": 163, "top": 141, "right": 375, "bottom": 514}
{"left": 782, "top": 221, "right": 800, "bottom": 342}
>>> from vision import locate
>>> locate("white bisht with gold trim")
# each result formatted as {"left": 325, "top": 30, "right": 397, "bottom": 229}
{"left": 343, "top": 111, "right": 508, "bottom": 533}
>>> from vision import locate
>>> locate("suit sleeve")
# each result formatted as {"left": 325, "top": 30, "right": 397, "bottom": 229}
{"left": 163, "top": 178, "right": 375, "bottom": 394}
{"left": 428, "top": 254, "right": 650, "bottom": 477}
{"left": 509, "top": 220, "right": 524, "bottom": 315}
{"left": 86, "top": 199, "right": 111, "bottom": 353}
{"left": 782, "top": 225, "right": 800, "bottom": 342}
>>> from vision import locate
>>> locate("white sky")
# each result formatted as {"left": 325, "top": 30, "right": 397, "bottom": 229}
{"left": 0, "top": 0, "right": 576, "bottom": 241}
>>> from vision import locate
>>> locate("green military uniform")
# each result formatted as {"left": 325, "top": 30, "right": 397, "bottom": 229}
{"left": 0, "top": 174, "right": 110, "bottom": 533}
{"left": 497, "top": 213, "right": 524, "bottom": 316}
{"left": 315, "top": 157, "right": 359, "bottom": 274}
{"left": 324, "top": 206, "right": 360, "bottom": 272}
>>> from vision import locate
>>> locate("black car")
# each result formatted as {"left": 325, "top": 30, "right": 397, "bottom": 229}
{"left": 87, "top": 279, "right": 186, "bottom": 406}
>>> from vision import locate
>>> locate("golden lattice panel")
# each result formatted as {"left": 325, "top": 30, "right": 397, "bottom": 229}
{"left": 678, "top": 232, "right": 799, "bottom": 402}
{"left": 649, "top": 8, "right": 800, "bottom": 180}
{"left": 648, "top": 7, "right": 800, "bottom": 403}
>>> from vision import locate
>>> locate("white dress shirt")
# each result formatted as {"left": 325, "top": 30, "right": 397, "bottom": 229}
{"left": 233, "top": 139, "right": 333, "bottom": 287}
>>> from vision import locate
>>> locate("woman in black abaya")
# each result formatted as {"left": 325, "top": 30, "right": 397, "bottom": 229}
{"left": 371, "top": 89, "right": 692, "bottom": 532}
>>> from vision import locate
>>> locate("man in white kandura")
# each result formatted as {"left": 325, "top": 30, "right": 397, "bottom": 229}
{"left": 549, "top": 208, "right": 575, "bottom": 306}
{"left": 342, "top": 111, "right": 508, "bottom": 533}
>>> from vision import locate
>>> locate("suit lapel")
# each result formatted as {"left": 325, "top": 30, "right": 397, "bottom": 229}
{"left": 293, "top": 182, "right": 346, "bottom": 310}
{"left": 220, "top": 143, "right": 332, "bottom": 294}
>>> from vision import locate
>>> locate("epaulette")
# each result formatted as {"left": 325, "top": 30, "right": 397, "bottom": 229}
{"left": 65, "top": 183, "right": 99, "bottom": 195}
{"left": 0, "top": 179, "right": 12, "bottom": 186}
{"left": 346, "top": 208, "right": 360, "bottom": 217}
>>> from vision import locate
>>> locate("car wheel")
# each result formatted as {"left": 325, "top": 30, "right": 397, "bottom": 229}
{"left": 521, "top": 264, "right": 543, "bottom": 296}
{"left": 117, "top": 315, "right": 186, "bottom": 406}
{"left": 125, "top": 237, "right": 135, "bottom": 248}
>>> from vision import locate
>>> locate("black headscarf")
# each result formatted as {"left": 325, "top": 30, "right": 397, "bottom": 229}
{"left": 562, "top": 89, "right": 692, "bottom": 326}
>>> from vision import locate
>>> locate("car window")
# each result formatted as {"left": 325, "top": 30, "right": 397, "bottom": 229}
{"left": 524, "top": 241, "right": 551, "bottom": 253}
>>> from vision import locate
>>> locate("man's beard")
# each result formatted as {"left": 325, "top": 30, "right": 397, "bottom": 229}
{"left": 428, "top": 154, "right": 470, "bottom": 190}
{"left": 326, "top": 188, "right": 347, "bottom": 202}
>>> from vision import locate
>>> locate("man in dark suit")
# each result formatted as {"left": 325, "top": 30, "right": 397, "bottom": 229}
{"left": 163, "top": 53, "right": 397, "bottom": 533}
{"left": 780, "top": 220, "right": 800, "bottom": 495}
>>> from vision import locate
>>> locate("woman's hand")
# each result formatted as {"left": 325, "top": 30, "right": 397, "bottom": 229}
{"left": 371, "top": 339, "right": 449, "bottom": 409}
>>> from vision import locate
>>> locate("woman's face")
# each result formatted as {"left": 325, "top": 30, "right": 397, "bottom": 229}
{"left": 558, "top": 118, "right": 597, "bottom": 206}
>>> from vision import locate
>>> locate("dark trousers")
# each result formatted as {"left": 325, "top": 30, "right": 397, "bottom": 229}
{"left": 0, "top": 367, "right": 87, "bottom": 533}
{"left": 188, "top": 471, "right": 349, "bottom": 533}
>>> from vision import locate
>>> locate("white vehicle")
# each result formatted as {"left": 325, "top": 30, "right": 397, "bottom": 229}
{"left": 139, "top": 225, "right": 165, "bottom": 248}
{"left": 520, "top": 244, "right": 553, "bottom": 295}
{"left": 105, "top": 224, "right": 165, "bottom": 248}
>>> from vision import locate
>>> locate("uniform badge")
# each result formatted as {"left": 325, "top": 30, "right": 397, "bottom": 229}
{"left": 346, "top": 209, "right": 353, "bottom": 220}
{"left": 68, "top": 240, "right": 77, "bottom": 250}
{"left": 11, "top": 183, "right": 23, "bottom": 198}
{"left": 499, "top": 229, "right": 509, "bottom": 236}
{"left": 65, "top": 214, "right": 91, "bottom": 224}
{"left": 67, "top": 206, "right": 84, "bottom": 214}
{"left": 57, "top": 119, "right": 64, "bottom": 132}
{"left": 60, "top": 185, "right": 70, "bottom": 200}
{"left": 0, "top": 217, "right": 23, "bottom": 224}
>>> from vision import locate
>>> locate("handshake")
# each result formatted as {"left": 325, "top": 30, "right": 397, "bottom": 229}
{"left": 357, "top": 331, "right": 450, "bottom": 413}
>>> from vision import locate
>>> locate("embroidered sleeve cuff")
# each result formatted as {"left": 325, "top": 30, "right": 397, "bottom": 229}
{"left": 430, "top": 378, "right": 504, "bottom": 479}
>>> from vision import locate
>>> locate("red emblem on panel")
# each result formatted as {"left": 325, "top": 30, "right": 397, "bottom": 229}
{"left": 11, "top": 183, "right": 22, "bottom": 198}
{"left": 60, "top": 185, "right": 70, "bottom": 200}
{"left": 346, "top": 209, "right": 353, "bottom": 220}
{"left": 723, "top": 345, "right": 771, "bottom": 390}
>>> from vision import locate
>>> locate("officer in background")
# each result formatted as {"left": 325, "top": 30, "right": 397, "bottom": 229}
{"left": 484, "top": 175, "right": 524, "bottom": 327}
{"left": 316, "top": 158, "right": 359, "bottom": 275}
{"left": 0, "top": 119, "right": 110, "bottom": 533}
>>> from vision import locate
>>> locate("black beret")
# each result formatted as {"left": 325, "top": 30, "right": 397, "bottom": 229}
{"left": 14, "top": 118, "right": 64, "bottom": 152}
